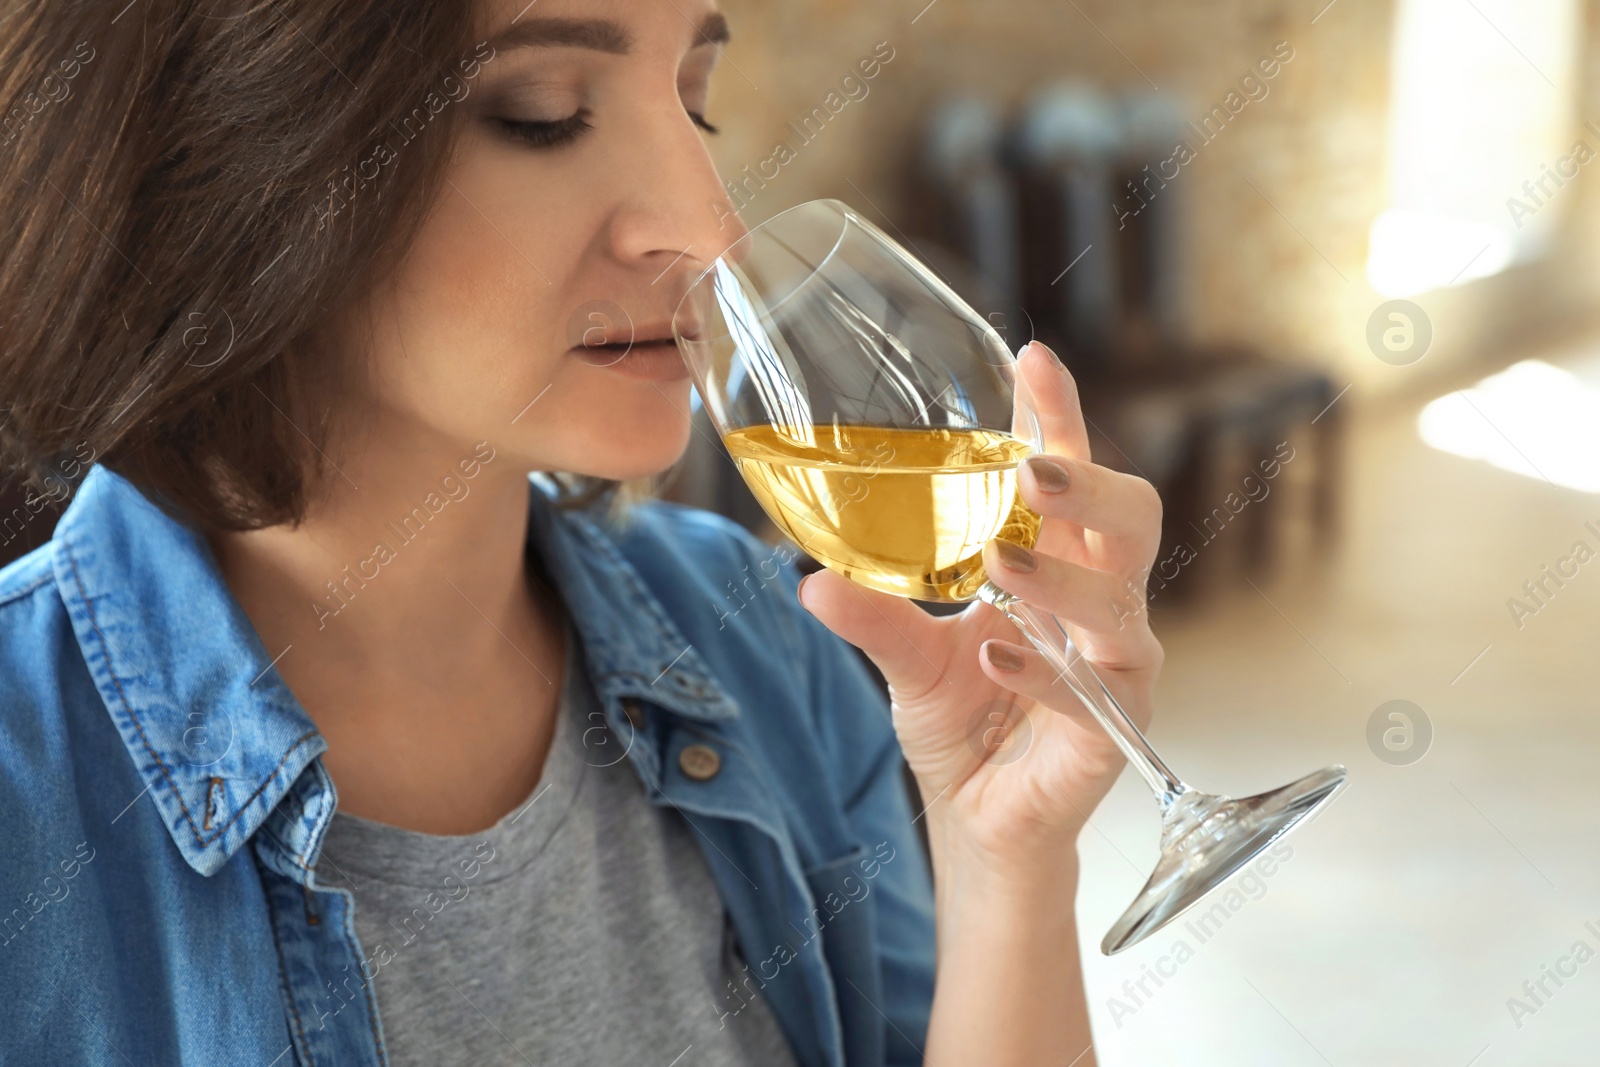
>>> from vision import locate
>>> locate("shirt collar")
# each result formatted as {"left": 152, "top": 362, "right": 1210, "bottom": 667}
{"left": 523, "top": 473, "right": 741, "bottom": 726}
{"left": 51, "top": 464, "right": 737, "bottom": 877}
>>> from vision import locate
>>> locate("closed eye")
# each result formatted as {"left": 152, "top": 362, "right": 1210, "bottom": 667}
{"left": 495, "top": 110, "right": 594, "bottom": 149}
{"left": 494, "top": 106, "right": 718, "bottom": 149}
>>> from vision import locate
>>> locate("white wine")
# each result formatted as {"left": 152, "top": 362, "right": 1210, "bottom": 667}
{"left": 723, "top": 424, "right": 1042, "bottom": 602}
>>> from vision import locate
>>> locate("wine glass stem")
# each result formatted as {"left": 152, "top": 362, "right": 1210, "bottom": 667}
{"left": 977, "top": 581, "right": 1189, "bottom": 812}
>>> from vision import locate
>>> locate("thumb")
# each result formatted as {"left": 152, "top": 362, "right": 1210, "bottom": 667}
{"left": 796, "top": 566, "right": 950, "bottom": 697}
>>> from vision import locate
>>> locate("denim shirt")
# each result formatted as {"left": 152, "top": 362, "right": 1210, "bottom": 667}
{"left": 0, "top": 465, "right": 936, "bottom": 1067}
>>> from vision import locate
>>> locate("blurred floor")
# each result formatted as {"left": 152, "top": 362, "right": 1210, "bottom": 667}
{"left": 1074, "top": 337, "right": 1600, "bottom": 1065}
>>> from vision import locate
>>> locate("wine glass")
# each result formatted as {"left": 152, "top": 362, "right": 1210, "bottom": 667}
{"left": 669, "top": 198, "right": 1346, "bottom": 955}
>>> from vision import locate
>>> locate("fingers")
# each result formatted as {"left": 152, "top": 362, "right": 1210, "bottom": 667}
{"left": 1015, "top": 340, "right": 1090, "bottom": 461}
{"left": 975, "top": 638, "right": 1142, "bottom": 760}
{"left": 1019, "top": 453, "right": 1162, "bottom": 553}
{"left": 796, "top": 566, "right": 949, "bottom": 697}
{"left": 981, "top": 539, "right": 1161, "bottom": 670}
{"left": 981, "top": 538, "right": 1140, "bottom": 630}
{"left": 977, "top": 639, "right": 1092, "bottom": 719}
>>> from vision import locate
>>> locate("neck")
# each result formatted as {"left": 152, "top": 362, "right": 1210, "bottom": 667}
{"left": 208, "top": 423, "right": 553, "bottom": 694}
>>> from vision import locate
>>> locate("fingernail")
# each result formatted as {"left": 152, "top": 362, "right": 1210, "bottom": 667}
{"left": 984, "top": 642, "right": 1026, "bottom": 673}
{"left": 1016, "top": 340, "right": 1034, "bottom": 359}
{"left": 1041, "top": 343, "right": 1068, "bottom": 372}
{"left": 797, "top": 572, "right": 815, "bottom": 611}
{"left": 994, "top": 539, "right": 1037, "bottom": 573}
{"left": 1025, "top": 455, "right": 1070, "bottom": 493}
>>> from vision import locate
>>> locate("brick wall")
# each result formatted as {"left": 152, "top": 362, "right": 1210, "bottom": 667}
{"left": 707, "top": 0, "right": 1600, "bottom": 393}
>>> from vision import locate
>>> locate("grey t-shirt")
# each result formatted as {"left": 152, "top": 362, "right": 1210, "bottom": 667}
{"left": 314, "top": 618, "right": 799, "bottom": 1067}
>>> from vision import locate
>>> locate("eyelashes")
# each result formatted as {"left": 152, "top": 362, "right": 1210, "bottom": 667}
{"left": 495, "top": 110, "right": 594, "bottom": 149}
{"left": 494, "top": 107, "right": 720, "bottom": 149}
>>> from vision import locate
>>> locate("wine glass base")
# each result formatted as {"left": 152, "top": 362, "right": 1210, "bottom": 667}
{"left": 1100, "top": 765, "right": 1348, "bottom": 955}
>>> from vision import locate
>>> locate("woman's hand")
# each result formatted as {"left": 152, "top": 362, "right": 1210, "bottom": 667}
{"left": 798, "top": 339, "right": 1159, "bottom": 1064}
{"left": 797, "top": 339, "right": 1164, "bottom": 870}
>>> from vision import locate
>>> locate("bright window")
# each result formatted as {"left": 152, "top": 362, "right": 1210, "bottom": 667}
{"left": 1367, "top": 0, "right": 1581, "bottom": 297}
{"left": 1419, "top": 352, "right": 1600, "bottom": 493}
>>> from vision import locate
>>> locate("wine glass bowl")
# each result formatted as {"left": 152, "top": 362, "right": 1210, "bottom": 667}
{"left": 718, "top": 423, "right": 1044, "bottom": 603}
{"left": 671, "top": 198, "right": 1346, "bottom": 955}
{"left": 673, "top": 198, "right": 1045, "bottom": 604}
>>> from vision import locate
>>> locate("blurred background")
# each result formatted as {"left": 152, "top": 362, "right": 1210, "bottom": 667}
{"left": 6, "top": 0, "right": 1599, "bottom": 1060}
{"left": 669, "top": 0, "right": 1600, "bottom": 1062}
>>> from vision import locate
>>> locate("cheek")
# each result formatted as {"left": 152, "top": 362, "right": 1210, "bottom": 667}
{"left": 354, "top": 166, "right": 579, "bottom": 431}
{"left": 348, "top": 136, "right": 692, "bottom": 478}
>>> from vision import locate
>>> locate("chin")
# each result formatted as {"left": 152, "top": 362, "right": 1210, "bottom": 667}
{"left": 505, "top": 374, "right": 698, "bottom": 480}
{"left": 568, "top": 425, "right": 693, "bottom": 483}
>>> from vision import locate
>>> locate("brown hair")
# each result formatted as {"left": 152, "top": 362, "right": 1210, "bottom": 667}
{"left": 0, "top": 1, "right": 634, "bottom": 533}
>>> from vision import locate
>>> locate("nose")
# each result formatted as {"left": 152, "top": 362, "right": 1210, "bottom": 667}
{"left": 605, "top": 101, "right": 751, "bottom": 293}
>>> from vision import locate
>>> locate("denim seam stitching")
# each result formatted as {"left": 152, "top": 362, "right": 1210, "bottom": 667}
{"left": 567, "top": 511, "right": 735, "bottom": 714}
{"left": 264, "top": 869, "right": 317, "bottom": 1067}
{"left": 301, "top": 884, "right": 319, "bottom": 927}
{"left": 264, "top": 790, "right": 325, "bottom": 881}
{"left": 0, "top": 570, "right": 54, "bottom": 609}
{"left": 63, "top": 540, "right": 320, "bottom": 850}
{"left": 292, "top": 776, "right": 328, "bottom": 876}
{"left": 333, "top": 885, "right": 389, "bottom": 1066}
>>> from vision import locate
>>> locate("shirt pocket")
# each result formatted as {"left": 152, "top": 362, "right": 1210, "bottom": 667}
{"left": 801, "top": 842, "right": 885, "bottom": 1066}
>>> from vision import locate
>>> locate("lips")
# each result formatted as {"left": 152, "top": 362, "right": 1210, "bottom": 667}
{"left": 571, "top": 319, "right": 677, "bottom": 351}
{"left": 569, "top": 318, "right": 703, "bottom": 348}
{"left": 573, "top": 334, "right": 676, "bottom": 364}
{"left": 563, "top": 306, "right": 692, "bottom": 381}
{"left": 570, "top": 333, "right": 689, "bottom": 382}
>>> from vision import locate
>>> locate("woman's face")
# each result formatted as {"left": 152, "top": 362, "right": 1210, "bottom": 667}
{"left": 330, "top": 0, "right": 745, "bottom": 483}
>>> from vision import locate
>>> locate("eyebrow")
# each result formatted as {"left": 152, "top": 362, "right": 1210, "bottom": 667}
{"left": 485, "top": 11, "right": 730, "bottom": 56}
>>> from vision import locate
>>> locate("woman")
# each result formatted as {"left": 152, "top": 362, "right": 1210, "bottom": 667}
{"left": 0, "top": 0, "right": 1163, "bottom": 1064}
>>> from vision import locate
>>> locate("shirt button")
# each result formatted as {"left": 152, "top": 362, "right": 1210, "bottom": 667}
{"left": 678, "top": 743, "right": 721, "bottom": 781}
{"left": 621, "top": 697, "right": 646, "bottom": 730}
